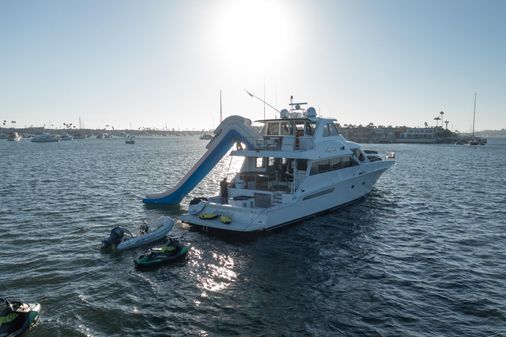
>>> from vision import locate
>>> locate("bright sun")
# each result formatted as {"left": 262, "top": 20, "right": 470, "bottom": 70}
{"left": 211, "top": 0, "right": 295, "bottom": 74}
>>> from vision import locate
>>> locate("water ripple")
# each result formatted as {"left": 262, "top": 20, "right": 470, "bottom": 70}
{"left": 1, "top": 138, "right": 506, "bottom": 336}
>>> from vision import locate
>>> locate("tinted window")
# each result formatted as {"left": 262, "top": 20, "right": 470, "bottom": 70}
{"left": 329, "top": 123, "right": 339, "bottom": 136}
{"left": 310, "top": 156, "right": 358, "bottom": 175}
{"left": 296, "top": 159, "right": 307, "bottom": 171}
{"left": 306, "top": 122, "right": 316, "bottom": 136}
{"left": 323, "top": 124, "right": 330, "bottom": 137}
{"left": 280, "top": 122, "right": 292, "bottom": 135}
{"left": 267, "top": 122, "right": 279, "bottom": 135}
{"left": 330, "top": 157, "right": 342, "bottom": 169}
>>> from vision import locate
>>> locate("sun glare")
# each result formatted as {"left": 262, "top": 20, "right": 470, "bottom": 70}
{"left": 212, "top": 0, "right": 295, "bottom": 73}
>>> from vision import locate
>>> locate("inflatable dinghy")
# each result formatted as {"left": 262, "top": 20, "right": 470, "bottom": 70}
{"left": 101, "top": 216, "right": 174, "bottom": 252}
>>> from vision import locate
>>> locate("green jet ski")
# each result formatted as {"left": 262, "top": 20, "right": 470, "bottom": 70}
{"left": 0, "top": 298, "right": 40, "bottom": 337}
{"left": 134, "top": 238, "right": 189, "bottom": 269}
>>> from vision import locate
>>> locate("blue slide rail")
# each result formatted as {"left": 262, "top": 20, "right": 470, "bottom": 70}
{"left": 143, "top": 129, "right": 254, "bottom": 205}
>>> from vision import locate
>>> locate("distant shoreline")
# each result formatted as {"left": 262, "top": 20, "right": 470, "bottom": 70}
{"left": 0, "top": 127, "right": 209, "bottom": 138}
{"left": 1, "top": 126, "right": 505, "bottom": 141}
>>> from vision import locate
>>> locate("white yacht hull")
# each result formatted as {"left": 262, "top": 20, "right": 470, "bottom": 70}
{"left": 180, "top": 161, "right": 393, "bottom": 232}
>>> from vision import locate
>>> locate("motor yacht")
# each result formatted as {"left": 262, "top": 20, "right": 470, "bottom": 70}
{"left": 144, "top": 98, "right": 395, "bottom": 232}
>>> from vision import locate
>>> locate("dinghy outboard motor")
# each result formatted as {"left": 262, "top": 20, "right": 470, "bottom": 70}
{"left": 101, "top": 226, "right": 125, "bottom": 250}
{"left": 0, "top": 298, "right": 40, "bottom": 337}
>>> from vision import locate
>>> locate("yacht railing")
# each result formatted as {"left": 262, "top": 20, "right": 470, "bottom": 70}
{"left": 232, "top": 173, "right": 294, "bottom": 194}
{"left": 254, "top": 135, "right": 314, "bottom": 151}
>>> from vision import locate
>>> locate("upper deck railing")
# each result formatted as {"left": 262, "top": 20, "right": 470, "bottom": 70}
{"left": 254, "top": 135, "right": 314, "bottom": 151}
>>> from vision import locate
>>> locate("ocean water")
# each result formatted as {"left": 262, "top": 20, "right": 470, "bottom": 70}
{"left": 1, "top": 137, "right": 505, "bottom": 337}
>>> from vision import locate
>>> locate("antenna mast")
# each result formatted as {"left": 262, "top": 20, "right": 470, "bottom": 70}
{"left": 244, "top": 89, "right": 280, "bottom": 117}
{"left": 263, "top": 78, "right": 266, "bottom": 120}
{"left": 220, "top": 90, "right": 223, "bottom": 123}
{"left": 472, "top": 93, "right": 476, "bottom": 136}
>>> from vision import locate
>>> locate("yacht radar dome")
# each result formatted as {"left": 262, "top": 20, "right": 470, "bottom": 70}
{"left": 280, "top": 109, "right": 289, "bottom": 119}
{"left": 305, "top": 107, "right": 317, "bottom": 118}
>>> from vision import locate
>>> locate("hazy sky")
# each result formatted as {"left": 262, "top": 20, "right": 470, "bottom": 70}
{"left": 1, "top": 0, "right": 505, "bottom": 131}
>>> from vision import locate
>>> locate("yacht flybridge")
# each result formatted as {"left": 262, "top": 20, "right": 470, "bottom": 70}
{"left": 143, "top": 99, "right": 395, "bottom": 232}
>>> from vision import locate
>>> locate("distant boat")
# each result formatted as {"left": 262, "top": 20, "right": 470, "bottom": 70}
{"left": 125, "top": 134, "right": 135, "bottom": 144}
{"left": 32, "top": 133, "right": 59, "bottom": 142}
{"left": 7, "top": 132, "right": 21, "bottom": 141}
{"left": 468, "top": 93, "right": 486, "bottom": 146}
{"left": 199, "top": 134, "right": 213, "bottom": 140}
{"left": 59, "top": 133, "right": 73, "bottom": 141}
{"left": 31, "top": 133, "right": 59, "bottom": 142}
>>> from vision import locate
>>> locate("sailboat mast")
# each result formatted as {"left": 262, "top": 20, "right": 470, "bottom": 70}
{"left": 263, "top": 77, "right": 266, "bottom": 120}
{"left": 472, "top": 93, "right": 476, "bottom": 137}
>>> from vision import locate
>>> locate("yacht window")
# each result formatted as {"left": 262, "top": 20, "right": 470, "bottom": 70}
{"left": 323, "top": 123, "right": 338, "bottom": 137}
{"left": 280, "top": 122, "right": 292, "bottom": 135}
{"left": 267, "top": 122, "right": 279, "bottom": 135}
{"left": 306, "top": 122, "right": 315, "bottom": 136}
{"left": 295, "top": 123, "right": 305, "bottom": 136}
{"left": 310, "top": 164, "right": 317, "bottom": 175}
{"left": 310, "top": 156, "right": 358, "bottom": 175}
{"left": 309, "top": 160, "right": 322, "bottom": 176}
{"left": 256, "top": 157, "right": 265, "bottom": 168}
{"left": 296, "top": 159, "right": 307, "bottom": 171}
{"left": 329, "top": 123, "right": 339, "bottom": 136}
{"left": 330, "top": 157, "right": 342, "bottom": 169}
{"left": 268, "top": 157, "right": 276, "bottom": 167}
{"left": 343, "top": 157, "right": 359, "bottom": 168}
{"left": 280, "top": 158, "right": 293, "bottom": 175}
{"left": 323, "top": 124, "right": 330, "bottom": 137}
{"left": 310, "top": 160, "right": 327, "bottom": 175}
{"left": 319, "top": 162, "right": 330, "bottom": 173}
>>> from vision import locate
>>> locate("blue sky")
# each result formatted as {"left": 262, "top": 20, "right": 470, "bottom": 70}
{"left": 0, "top": 0, "right": 504, "bottom": 131}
